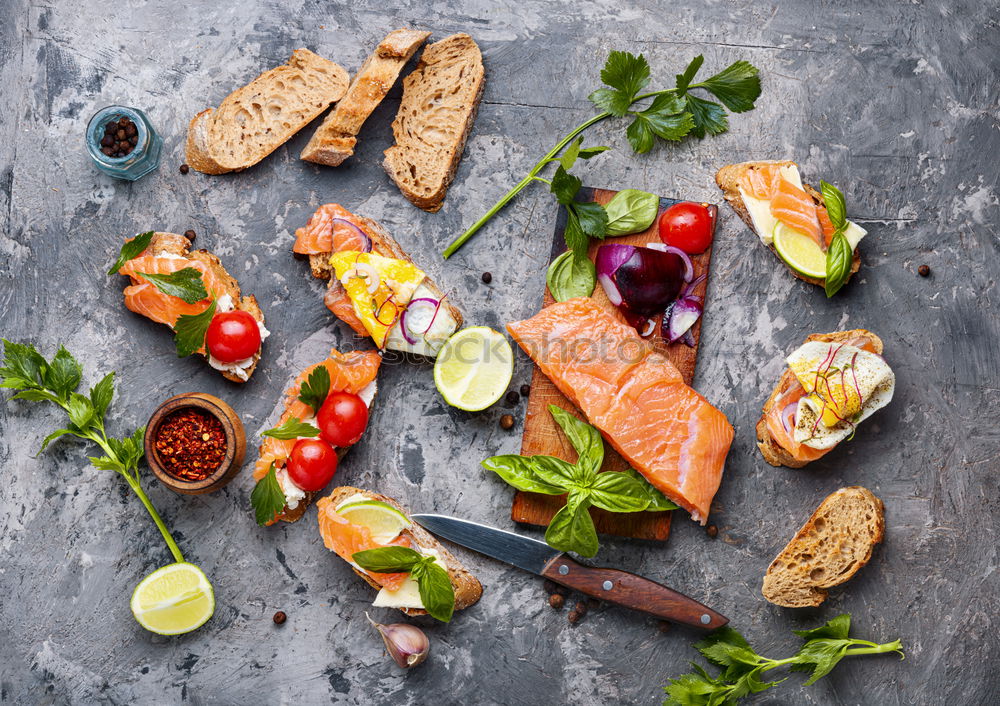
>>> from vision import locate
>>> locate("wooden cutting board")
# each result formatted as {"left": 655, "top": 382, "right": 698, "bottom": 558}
{"left": 511, "top": 188, "right": 718, "bottom": 540}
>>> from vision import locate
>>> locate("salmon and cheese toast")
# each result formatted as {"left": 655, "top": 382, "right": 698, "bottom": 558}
{"left": 114, "top": 231, "right": 267, "bottom": 382}
{"left": 507, "top": 297, "right": 734, "bottom": 524}
{"left": 252, "top": 349, "right": 381, "bottom": 525}
{"left": 293, "top": 204, "right": 462, "bottom": 358}
{"left": 716, "top": 160, "right": 866, "bottom": 288}
{"left": 317, "top": 486, "right": 482, "bottom": 617}
{"left": 757, "top": 330, "right": 894, "bottom": 468}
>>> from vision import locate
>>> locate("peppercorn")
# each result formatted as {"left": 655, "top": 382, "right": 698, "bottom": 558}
{"left": 548, "top": 594, "right": 565, "bottom": 610}
{"left": 567, "top": 609, "right": 581, "bottom": 624}
{"left": 520, "top": 383, "right": 531, "bottom": 397}
{"left": 184, "top": 229, "right": 197, "bottom": 241}
{"left": 179, "top": 163, "right": 190, "bottom": 174}
{"left": 706, "top": 524, "right": 718, "bottom": 538}
{"left": 574, "top": 601, "right": 588, "bottom": 617}
{"left": 273, "top": 611, "right": 287, "bottom": 625}
{"left": 481, "top": 272, "right": 492, "bottom": 284}
{"left": 499, "top": 414, "right": 515, "bottom": 430}
{"left": 918, "top": 264, "right": 930, "bottom": 277}
{"left": 505, "top": 390, "right": 520, "bottom": 405}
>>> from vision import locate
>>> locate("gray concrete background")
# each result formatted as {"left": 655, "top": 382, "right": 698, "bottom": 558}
{"left": 1, "top": 1, "right": 998, "bottom": 704}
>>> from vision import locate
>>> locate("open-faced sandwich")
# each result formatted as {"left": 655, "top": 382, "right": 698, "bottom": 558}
{"left": 110, "top": 231, "right": 267, "bottom": 382}
{"left": 251, "top": 349, "right": 381, "bottom": 525}
{"left": 293, "top": 204, "right": 462, "bottom": 357}
{"left": 317, "top": 486, "right": 482, "bottom": 621}
{"left": 716, "top": 160, "right": 867, "bottom": 295}
{"left": 758, "top": 330, "right": 895, "bottom": 468}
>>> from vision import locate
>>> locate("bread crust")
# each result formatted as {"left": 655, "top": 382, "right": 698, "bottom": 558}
{"left": 715, "top": 160, "right": 861, "bottom": 287}
{"left": 125, "top": 232, "right": 264, "bottom": 383}
{"left": 762, "top": 486, "right": 885, "bottom": 607}
{"left": 323, "top": 486, "right": 483, "bottom": 616}
{"left": 756, "top": 329, "right": 884, "bottom": 468}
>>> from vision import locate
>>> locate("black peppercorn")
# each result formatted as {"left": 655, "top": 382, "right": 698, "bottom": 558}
{"left": 918, "top": 265, "right": 930, "bottom": 277}
{"left": 505, "top": 390, "right": 520, "bottom": 405}
{"left": 568, "top": 609, "right": 581, "bottom": 624}
{"left": 179, "top": 163, "right": 190, "bottom": 175}
{"left": 520, "top": 383, "right": 531, "bottom": 397}
{"left": 273, "top": 611, "right": 287, "bottom": 625}
{"left": 101, "top": 135, "right": 113, "bottom": 147}
{"left": 184, "top": 229, "right": 196, "bottom": 241}
{"left": 706, "top": 524, "right": 718, "bottom": 538}
{"left": 499, "top": 414, "right": 515, "bottom": 430}
{"left": 481, "top": 272, "right": 492, "bottom": 284}
{"left": 548, "top": 594, "right": 565, "bottom": 610}
{"left": 574, "top": 601, "right": 588, "bottom": 617}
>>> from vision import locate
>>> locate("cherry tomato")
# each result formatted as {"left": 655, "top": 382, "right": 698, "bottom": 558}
{"left": 658, "top": 202, "right": 714, "bottom": 255}
{"left": 317, "top": 392, "right": 369, "bottom": 447}
{"left": 205, "top": 310, "right": 261, "bottom": 363}
{"left": 285, "top": 438, "right": 338, "bottom": 492}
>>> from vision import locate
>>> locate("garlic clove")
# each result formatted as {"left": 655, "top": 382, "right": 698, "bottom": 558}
{"left": 366, "top": 612, "right": 430, "bottom": 669}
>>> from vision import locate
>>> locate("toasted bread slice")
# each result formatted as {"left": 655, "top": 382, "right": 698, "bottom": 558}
{"left": 121, "top": 232, "right": 264, "bottom": 383}
{"left": 715, "top": 160, "right": 861, "bottom": 287}
{"left": 186, "top": 49, "right": 349, "bottom": 174}
{"left": 301, "top": 29, "right": 430, "bottom": 166}
{"left": 382, "top": 33, "right": 485, "bottom": 212}
{"left": 757, "top": 329, "right": 883, "bottom": 468}
{"left": 321, "top": 486, "right": 483, "bottom": 616}
{"left": 762, "top": 486, "right": 884, "bottom": 607}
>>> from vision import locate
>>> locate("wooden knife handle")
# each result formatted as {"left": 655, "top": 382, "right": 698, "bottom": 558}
{"left": 541, "top": 554, "right": 728, "bottom": 630}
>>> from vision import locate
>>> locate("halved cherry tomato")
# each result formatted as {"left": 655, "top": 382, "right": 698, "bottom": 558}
{"left": 206, "top": 310, "right": 261, "bottom": 362}
{"left": 286, "top": 438, "right": 338, "bottom": 492}
{"left": 317, "top": 392, "right": 369, "bottom": 447}
{"left": 658, "top": 202, "right": 714, "bottom": 255}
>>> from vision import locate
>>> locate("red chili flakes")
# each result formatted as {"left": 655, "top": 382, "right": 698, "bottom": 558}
{"left": 155, "top": 408, "right": 227, "bottom": 482}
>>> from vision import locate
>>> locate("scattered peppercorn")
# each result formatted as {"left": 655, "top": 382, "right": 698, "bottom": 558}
{"left": 520, "top": 383, "right": 531, "bottom": 397}
{"left": 499, "top": 414, "right": 515, "bottom": 430}
{"left": 101, "top": 116, "right": 139, "bottom": 159}
{"left": 706, "top": 524, "right": 718, "bottom": 538}
{"left": 179, "top": 163, "right": 190, "bottom": 174}
{"left": 481, "top": 272, "right": 492, "bottom": 284}
{"left": 505, "top": 390, "right": 520, "bottom": 405}
{"left": 567, "top": 609, "right": 581, "bottom": 624}
{"left": 184, "top": 229, "right": 197, "bottom": 241}
{"left": 918, "top": 264, "right": 930, "bottom": 277}
{"left": 574, "top": 601, "right": 588, "bottom": 617}
{"left": 153, "top": 408, "right": 227, "bottom": 482}
{"left": 273, "top": 611, "right": 287, "bottom": 625}
{"left": 548, "top": 594, "right": 565, "bottom": 610}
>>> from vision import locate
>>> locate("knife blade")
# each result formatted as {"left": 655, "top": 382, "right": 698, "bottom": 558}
{"left": 411, "top": 513, "right": 728, "bottom": 630}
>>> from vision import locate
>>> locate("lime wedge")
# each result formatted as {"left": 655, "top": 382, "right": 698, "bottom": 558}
{"left": 434, "top": 327, "right": 514, "bottom": 411}
{"left": 772, "top": 222, "right": 827, "bottom": 279}
{"left": 130, "top": 562, "right": 215, "bottom": 636}
{"left": 337, "top": 500, "right": 411, "bottom": 543}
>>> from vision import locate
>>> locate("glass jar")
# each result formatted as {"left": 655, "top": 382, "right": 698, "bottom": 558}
{"left": 86, "top": 105, "right": 163, "bottom": 181}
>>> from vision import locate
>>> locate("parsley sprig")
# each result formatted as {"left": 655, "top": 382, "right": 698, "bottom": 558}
{"left": 483, "top": 405, "right": 677, "bottom": 557}
{"left": 251, "top": 463, "right": 286, "bottom": 526}
{"left": 353, "top": 546, "right": 456, "bottom": 622}
{"left": 664, "top": 614, "right": 903, "bottom": 705}
{"left": 1, "top": 340, "right": 184, "bottom": 563}
{"left": 443, "top": 52, "right": 761, "bottom": 258}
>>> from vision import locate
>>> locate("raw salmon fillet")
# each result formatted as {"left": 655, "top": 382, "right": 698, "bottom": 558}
{"left": 316, "top": 496, "right": 411, "bottom": 591}
{"left": 507, "top": 298, "right": 734, "bottom": 524}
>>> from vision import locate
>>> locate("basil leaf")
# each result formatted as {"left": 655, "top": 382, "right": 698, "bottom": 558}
{"left": 108, "top": 231, "right": 154, "bottom": 275}
{"left": 684, "top": 94, "right": 729, "bottom": 139}
{"left": 352, "top": 546, "right": 423, "bottom": 573}
{"left": 250, "top": 463, "right": 286, "bottom": 526}
{"left": 570, "top": 201, "right": 608, "bottom": 240}
{"left": 588, "top": 471, "right": 652, "bottom": 513}
{"left": 624, "top": 468, "right": 679, "bottom": 511}
{"left": 482, "top": 455, "right": 564, "bottom": 495}
{"left": 138, "top": 267, "right": 208, "bottom": 304}
{"left": 43, "top": 346, "right": 83, "bottom": 401}
{"left": 548, "top": 405, "right": 604, "bottom": 476}
{"left": 262, "top": 417, "right": 321, "bottom": 440}
{"left": 545, "top": 495, "right": 599, "bottom": 557}
{"left": 604, "top": 189, "right": 660, "bottom": 236}
{"left": 550, "top": 165, "right": 582, "bottom": 206}
{"left": 697, "top": 60, "right": 762, "bottom": 113}
{"left": 819, "top": 180, "right": 847, "bottom": 230}
{"left": 531, "top": 455, "right": 580, "bottom": 490}
{"left": 675, "top": 54, "right": 705, "bottom": 94}
{"left": 824, "top": 231, "right": 853, "bottom": 298}
{"left": 89, "top": 372, "right": 115, "bottom": 421}
{"left": 547, "top": 250, "right": 596, "bottom": 303}
{"left": 173, "top": 300, "right": 216, "bottom": 358}
{"left": 413, "top": 559, "right": 456, "bottom": 623}
{"left": 298, "top": 364, "right": 331, "bottom": 414}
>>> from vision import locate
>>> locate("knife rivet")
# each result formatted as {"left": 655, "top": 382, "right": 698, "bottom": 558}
{"left": 701, "top": 614, "right": 711, "bottom": 625}
{"left": 558, "top": 565, "right": 569, "bottom": 575}
{"left": 602, "top": 580, "right": 613, "bottom": 590}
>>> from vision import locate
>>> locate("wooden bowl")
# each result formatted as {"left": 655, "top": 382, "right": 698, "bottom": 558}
{"left": 144, "top": 393, "right": 246, "bottom": 495}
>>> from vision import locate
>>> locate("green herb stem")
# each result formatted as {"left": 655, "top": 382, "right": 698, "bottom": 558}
{"left": 123, "top": 473, "right": 185, "bottom": 564}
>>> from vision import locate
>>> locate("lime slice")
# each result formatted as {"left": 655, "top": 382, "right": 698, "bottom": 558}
{"left": 130, "top": 562, "right": 215, "bottom": 636}
{"left": 434, "top": 327, "right": 514, "bottom": 411}
{"left": 772, "top": 222, "right": 827, "bottom": 279}
{"left": 337, "top": 500, "right": 411, "bottom": 543}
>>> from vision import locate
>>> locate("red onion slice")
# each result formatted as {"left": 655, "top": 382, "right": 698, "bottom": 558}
{"left": 780, "top": 400, "right": 800, "bottom": 435}
{"left": 399, "top": 297, "right": 444, "bottom": 344}
{"left": 664, "top": 296, "right": 703, "bottom": 344}
{"left": 659, "top": 245, "right": 694, "bottom": 282}
{"left": 331, "top": 218, "right": 373, "bottom": 253}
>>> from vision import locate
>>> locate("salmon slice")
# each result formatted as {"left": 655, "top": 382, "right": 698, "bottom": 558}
{"left": 740, "top": 164, "right": 783, "bottom": 200}
{"left": 293, "top": 204, "right": 372, "bottom": 255}
{"left": 770, "top": 178, "right": 823, "bottom": 247}
{"left": 119, "top": 255, "right": 226, "bottom": 297}
{"left": 816, "top": 204, "right": 836, "bottom": 247}
{"left": 123, "top": 282, "right": 212, "bottom": 329}
{"left": 316, "top": 496, "right": 410, "bottom": 591}
{"left": 507, "top": 298, "right": 734, "bottom": 524}
{"left": 324, "top": 281, "right": 368, "bottom": 335}
{"left": 253, "top": 348, "right": 381, "bottom": 481}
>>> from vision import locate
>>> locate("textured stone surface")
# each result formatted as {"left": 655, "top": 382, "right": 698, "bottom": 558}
{"left": 1, "top": 1, "right": 998, "bottom": 704}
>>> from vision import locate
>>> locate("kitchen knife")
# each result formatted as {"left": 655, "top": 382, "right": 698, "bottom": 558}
{"left": 411, "top": 513, "right": 728, "bottom": 630}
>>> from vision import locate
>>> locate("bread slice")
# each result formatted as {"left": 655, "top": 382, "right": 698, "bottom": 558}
{"left": 762, "top": 486, "right": 885, "bottom": 607}
{"left": 301, "top": 29, "right": 431, "bottom": 166}
{"left": 382, "top": 33, "right": 485, "bottom": 212}
{"left": 715, "top": 160, "right": 861, "bottom": 287}
{"left": 186, "top": 49, "right": 349, "bottom": 174}
{"left": 757, "top": 329, "right": 883, "bottom": 468}
{"left": 122, "top": 232, "right": 264, "bottom": 383}
{"left": 322, "top": 486, "right": 483, "bottom": 616}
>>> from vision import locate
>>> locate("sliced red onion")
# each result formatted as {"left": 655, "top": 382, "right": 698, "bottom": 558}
{"left": 595, "top": 244, "right": 685, "bottom": 318}
{"left": 664, "top": 297, "right": 703, "bottom": 343}
{"left": 657, "top": 245, "right": 694, "bottom": 282}
{"left": 681, "top": 329, "right": 695, "bottom": 347}
{"left": 331, "top": 218, "right": 373, "bottom": 253}
{"left": 780, "top": 400, "right": 800, "bottom": 435}
{"left": 399, "top": 297, "right": 444, "bottom": 344}
{"left": 638, "top": 318, "right": 657, "bottom": 337}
